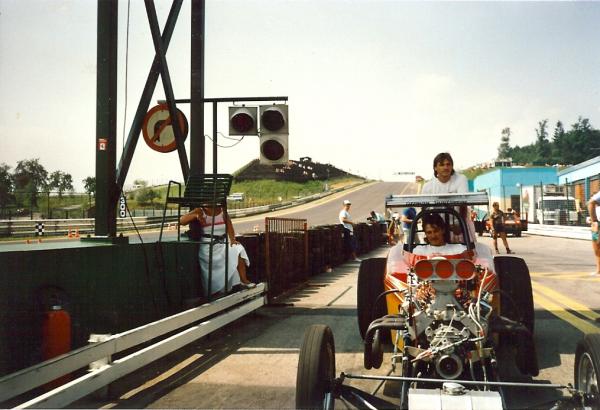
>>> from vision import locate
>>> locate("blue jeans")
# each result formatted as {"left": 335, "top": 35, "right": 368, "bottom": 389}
{"left": 343, "top": 227, "right": 357, "bottom": 253}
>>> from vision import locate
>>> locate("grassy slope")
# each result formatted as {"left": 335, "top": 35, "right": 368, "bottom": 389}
{"left": 125, "top": 176, "right": 365, "bottom": 209}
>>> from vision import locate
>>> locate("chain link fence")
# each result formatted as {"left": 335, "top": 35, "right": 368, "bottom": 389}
{"left": 522, "top": 180, "right": 594, "bottom": 226}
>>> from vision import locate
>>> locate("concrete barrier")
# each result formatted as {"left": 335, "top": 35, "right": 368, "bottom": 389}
{"left": 526, "top": 223, "right": 591, "bottom": 241}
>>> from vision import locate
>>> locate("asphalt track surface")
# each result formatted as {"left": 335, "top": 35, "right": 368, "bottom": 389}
{"left": 62, "top": 181, "right": 600, "bottom": 409}
{"left": 230, "top": 180, "right": 415, "bottom": 234}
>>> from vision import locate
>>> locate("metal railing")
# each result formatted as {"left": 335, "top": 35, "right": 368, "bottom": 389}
{"left": 0, "top": 216, "right": 180, "bottom": 239}
{"left": 0, "top": 285, "right": 266, "bottom": 408}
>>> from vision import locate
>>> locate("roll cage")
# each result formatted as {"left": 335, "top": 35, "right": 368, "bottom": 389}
{"left": 384, "top": 192, "right": 490, "bottom": 253}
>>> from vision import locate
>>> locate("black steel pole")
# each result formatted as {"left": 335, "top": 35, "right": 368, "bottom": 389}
{"left": 95, "top": 0, "right": 118, "bottom": 237}
{"left": 213, "top": 101, "right": 217, "bottom": 174}
{"left": 190, "top": 0, "right": 205, "bottom": 176}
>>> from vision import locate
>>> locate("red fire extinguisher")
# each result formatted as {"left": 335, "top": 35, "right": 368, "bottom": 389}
{"left": 41, "top": 304, "right": 72, "bottom": 389}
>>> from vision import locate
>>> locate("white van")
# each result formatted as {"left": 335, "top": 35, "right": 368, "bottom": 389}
{"left": 535, "top": 196, "right": 578, "bottom": 224}
{"left": 227, "top": 192, "right": 245, "bottom": 202}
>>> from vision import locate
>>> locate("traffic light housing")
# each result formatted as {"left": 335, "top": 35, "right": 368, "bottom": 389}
{"left": 259, "top": 104, "right": 289, "bottom": 165}
{"left": 229, "top": 106, "right": 258, "bottom": 136}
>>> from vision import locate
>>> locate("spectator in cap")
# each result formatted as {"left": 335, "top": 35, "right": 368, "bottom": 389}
{"left": 339, "top": 199, "right": 360, "bottom": 261}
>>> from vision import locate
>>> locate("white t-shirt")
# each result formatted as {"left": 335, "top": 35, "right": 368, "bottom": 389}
{"left": 412, "top": 243, "right": 467, "bottom": 256}
{"left": 339, "top": 209, "right": 353, "bottom": 232}
{"left": 421, "top": 173, "right": 469, "bottom": 194}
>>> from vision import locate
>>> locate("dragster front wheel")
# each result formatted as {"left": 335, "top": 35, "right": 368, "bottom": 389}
{"left": 296, "top": 324, "right": 336, "bottom": 410}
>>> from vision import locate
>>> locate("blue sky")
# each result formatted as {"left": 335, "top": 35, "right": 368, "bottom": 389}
{"left": 1, "top": 0, "right": 600, "bottom": 190}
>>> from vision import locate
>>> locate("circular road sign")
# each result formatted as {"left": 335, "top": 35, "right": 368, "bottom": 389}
{"left": 142, "top": 104, "right": 188, "bottom": 153}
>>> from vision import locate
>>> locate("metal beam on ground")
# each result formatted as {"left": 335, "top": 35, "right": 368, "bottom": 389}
{"left": 17, "top": 296, "right": 265, "bottom": 409}
{"left": 0, "top": 285, "right": 266, "bottom": 405}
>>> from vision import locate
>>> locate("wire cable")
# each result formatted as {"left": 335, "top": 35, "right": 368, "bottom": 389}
{"left": 119, "top": 190, "right": 160, "bottom": 313}
{"left": 205, "top": 133, "right": 246, "bottom": 148}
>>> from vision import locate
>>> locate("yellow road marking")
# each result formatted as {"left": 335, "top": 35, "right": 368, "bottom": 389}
{"left": 532, "top": 281, "right": 600, "bottom": 322}
{"left": 530, "top": 271, "right": 600, "bottom": 282}
{"left": 532, "top": 290, "right": 600, "bottom": 334}
{"left": 530, "top": 271, "right": 599, "bottom": 278}
{"left": 534, "top": 275, "right": 600, "bottom": 281}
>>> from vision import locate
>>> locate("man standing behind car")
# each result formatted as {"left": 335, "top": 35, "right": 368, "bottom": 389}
{"left": 339, "top": 200, "right": 360, "bottom": 262}
{"left": 421, "top": 152, "right": 477, "bottom": 242}
{"left": 587, "top": 192, "right": 600, "bottom": 276}
{"left": 421, "top": 152, "right": 468, "bottom": 194}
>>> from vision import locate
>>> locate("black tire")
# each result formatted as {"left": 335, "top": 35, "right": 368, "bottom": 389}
{"left": 357, "top": 258, "right": 387, "bottom": 341}
{"left": 494, "top": 256, "right": 534, "bottom": 333}
{"left": 574, "top": 334, "right": 600, "bottom": 398}
{"left": 515, "top": 231, "right": 522, "bottom": 237}
{"left": 296, "top": 325, "right": 336, "bottom": 410}
{"left": 495, "top": 256, "right": 538, "bottom": 376}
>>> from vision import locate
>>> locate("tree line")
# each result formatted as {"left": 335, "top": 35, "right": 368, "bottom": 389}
{"left": 497, "top": 116, "right": 600, "bottom": 165}
{"left": 0, "top": 158, "right": 95, "bottom": 210}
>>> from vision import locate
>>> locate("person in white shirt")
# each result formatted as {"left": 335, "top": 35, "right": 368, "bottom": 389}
{"left": 422, "top": 152, "right": 469, "bottom": 194}
{"left": 421, "top": 152, "right": 476, "bottom": 242}
{"left": 339, "top": 199, "right": 360, "bottom": 261}
{"left": 413, "top": 213, "right": 467, "bottom": 256}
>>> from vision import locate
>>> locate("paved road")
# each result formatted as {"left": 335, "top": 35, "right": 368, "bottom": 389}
{"left": 72, "top": 232, "right": 600, "bottom": 409}
{"left": 231, "top": 181, "right": 415, "bottom": 234}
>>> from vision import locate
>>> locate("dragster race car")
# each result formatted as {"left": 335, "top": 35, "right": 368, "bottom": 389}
{"left": 295, "top": 192, "right": 599, "bottom": 409}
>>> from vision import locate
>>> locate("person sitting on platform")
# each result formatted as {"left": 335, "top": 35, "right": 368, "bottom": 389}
{"left": 412, "top": 213, "right": 467, "bottom": 256}
{"left": 180, "top": 206, "right": 255, "bottom": 298}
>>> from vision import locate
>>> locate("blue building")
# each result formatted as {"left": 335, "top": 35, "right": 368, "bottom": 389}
{"left": 557, "top": 155, "right": 600, "bottom": 203}
{"left": 473, "top": 167, "right": 558, "bottom": 211}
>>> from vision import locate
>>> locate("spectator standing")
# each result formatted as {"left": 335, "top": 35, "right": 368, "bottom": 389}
{"left": 490, "top": 202, "right": 513, "bottom": 254}
{"left": 387, "top": 212, "right": 402, "bottom": 245}
{"left": 339, "top": 199, "right": 360, "bottom": 261}
{"left": 401, "top": 207, "right": 420, "bottom": 244}
{"left": 369, "top": 210, "right": 386, "bottom": 225}
{"left": 587, "top": 192, "right": 600, "bottom": 276}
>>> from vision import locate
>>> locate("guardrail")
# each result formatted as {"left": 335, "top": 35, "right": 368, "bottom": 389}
{"left": 0, "top": 182, "right": 367, "bottom": 239}
{"left": 0, "top": 285, "right": 267, "bottom": 408}
{"left": 526, "top": 223, "right": 591, "bottom": 241}
{"left": 0, "top": 216, "right": 180, "bottom": 239}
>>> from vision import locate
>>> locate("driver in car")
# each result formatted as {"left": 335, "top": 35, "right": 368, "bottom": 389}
{"left": 412, "top": 213, "right": 467, "bottom": 256}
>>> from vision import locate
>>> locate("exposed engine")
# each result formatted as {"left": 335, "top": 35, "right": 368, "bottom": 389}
{"left": 398, "top": 263, "right": 496, "bottom": 381}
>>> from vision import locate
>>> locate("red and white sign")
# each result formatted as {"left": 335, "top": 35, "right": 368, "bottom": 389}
{"left": 98, "top": 138, "right": 107, "bottom": 151}
{"left": 142, "top": 104, "right": 188, "bottom": 153}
